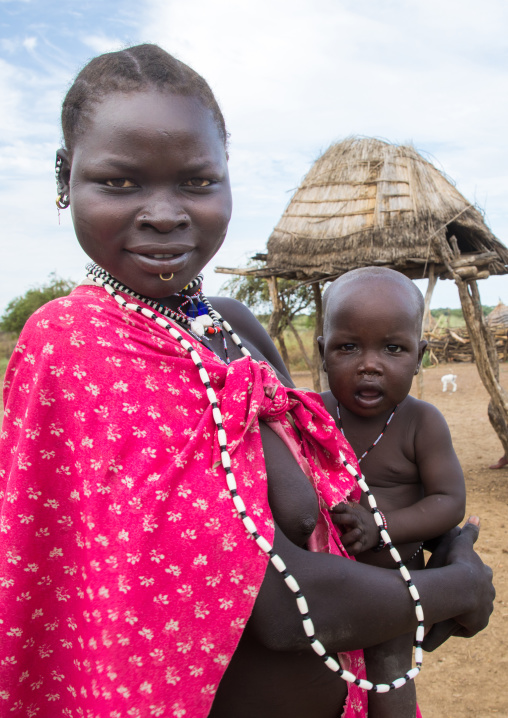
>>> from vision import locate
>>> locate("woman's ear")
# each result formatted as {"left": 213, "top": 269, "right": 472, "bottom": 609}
{"left": 55, "top": 148, "right": 71, "bottom": 209}
{"left": 415, "top": 339, "right": 428, "bottom": 375}
{"left": 317, "top": 336, "right": 327, "bottom": 372}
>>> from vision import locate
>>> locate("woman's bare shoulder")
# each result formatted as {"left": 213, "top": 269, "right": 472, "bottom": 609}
{"left": 210, "top": 296, "right": 293, "bottom": 384}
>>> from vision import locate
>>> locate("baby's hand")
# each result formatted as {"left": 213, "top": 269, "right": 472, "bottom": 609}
{"left": 329, "top": 502, "right": 380, "bottom": 555}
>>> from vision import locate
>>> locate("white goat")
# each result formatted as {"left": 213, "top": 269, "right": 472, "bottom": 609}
{"left": 441, "top": 374, "right": 457, "bottom": 392}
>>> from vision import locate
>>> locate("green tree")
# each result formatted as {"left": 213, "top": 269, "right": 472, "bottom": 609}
{"left": 0, "top": 273, "right": 76, "bottom": 335}
{"left": 219, "top": 269, "right": 272, "bottom": 316}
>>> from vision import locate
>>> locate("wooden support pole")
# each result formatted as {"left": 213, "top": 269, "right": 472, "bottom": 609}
{"left": 455, "top": 278, "right": 508, "bottom": 456}
{"left": 266, "top": 275, "right": 283, "bottom": 340}
{"left": 417, "top": 264, "right": 437, "bottom": 399}
{"left": 439, "top": 237, "right": 508, "bottom": 457}
{"left": 266, "top": 275, "right": 291, "bottom": 369}
{"left": 312, "top": 282, "right": 327, "bottom": 392}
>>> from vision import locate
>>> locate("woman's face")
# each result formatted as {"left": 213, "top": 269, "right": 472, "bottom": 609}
{"left": 62, "top": 89, "right": 232, "bottom": 297}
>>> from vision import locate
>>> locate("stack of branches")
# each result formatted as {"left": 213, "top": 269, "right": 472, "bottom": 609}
{"left": 425, "top": 322, "right": 508, "bottom": 365}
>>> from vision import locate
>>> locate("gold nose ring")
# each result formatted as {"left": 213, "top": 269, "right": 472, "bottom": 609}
{"left": 159, "top": 273, "right": 174, "bottom": 281}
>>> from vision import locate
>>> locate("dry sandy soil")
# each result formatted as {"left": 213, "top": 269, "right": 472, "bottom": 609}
{"left": 1, "top": 362, "right": 506, "bottom": 716}
{"left": 414, "top": 363, "right": 508, "bottom": 718}
{"left": 293, "top": 362, "right": 508, "bottom": 717}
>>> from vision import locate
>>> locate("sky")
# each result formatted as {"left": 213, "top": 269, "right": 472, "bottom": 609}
{"left": 1, "top": 0, "right": 507, "bottom": 315}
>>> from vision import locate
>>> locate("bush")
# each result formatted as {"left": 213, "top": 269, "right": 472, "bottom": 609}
{"left": 0, "top": 356, "right": 8, "bottom": 375}
{"left": 0, "top": 273, "right": 76, "bottom": 335}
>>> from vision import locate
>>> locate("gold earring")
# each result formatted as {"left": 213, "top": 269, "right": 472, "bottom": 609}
{"left": 56, "top": 195, "right": 69, "bottom": 210}
{"left": 159, "top": 273, "right": 174, "bottom": 281}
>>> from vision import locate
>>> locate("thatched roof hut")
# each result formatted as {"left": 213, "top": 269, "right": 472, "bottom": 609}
{"left": 265, "top": 137, "right": 508, "bottom": 281}
{"left": 216, "top": 137, "right": 508, "bottom": 452}
{"left": 487, "top": 302, "right": 508, "bottom": 330}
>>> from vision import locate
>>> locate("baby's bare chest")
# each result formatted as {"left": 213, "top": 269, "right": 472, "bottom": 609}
{"left": 357, "top": 430, "right": 424, "bottom": 511}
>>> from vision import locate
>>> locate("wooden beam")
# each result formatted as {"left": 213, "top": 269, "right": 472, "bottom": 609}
{"left": 312, "top": 283, "right": 327, "bottom": 392}
{"left": 437, "top": 236, "right": 508, "bottom": 457}
{"left": 449, "top": 251, "right": 497, "bottom": 268}
{"left": 417, "top": 264, "right": 437, "bottom": 399}
{"left": 215, "top": 266, "right": 261, "bottom": 276}
{"left": 266, "top": 276, "right": 283, "bottom": 340}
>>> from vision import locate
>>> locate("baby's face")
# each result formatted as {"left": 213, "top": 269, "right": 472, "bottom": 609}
{"left": 318, "top": 280, "right": 425, "bottom": 417}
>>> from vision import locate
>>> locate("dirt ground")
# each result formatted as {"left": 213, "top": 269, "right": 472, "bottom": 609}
{"left": 413, "top": 363, "right": 508, "bottom": 718}
{"left": 293, "top": 362, "right": 508, "bottom": 717}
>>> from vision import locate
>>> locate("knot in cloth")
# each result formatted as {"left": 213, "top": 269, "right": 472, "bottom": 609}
{"left": 260, "top": 380, "right": 293, "bottom": 421}
{"left": 214, "top": 358, "right": 294, "bottom": 461}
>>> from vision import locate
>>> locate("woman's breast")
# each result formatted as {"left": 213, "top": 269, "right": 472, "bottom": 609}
{"left": 258, "top": 422, "right": 319, "bottom": 547}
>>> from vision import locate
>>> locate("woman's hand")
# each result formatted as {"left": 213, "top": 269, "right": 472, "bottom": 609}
{"left": 442, "top": 517, "right": 495, "bottom": 637}
{"left": 423, "top": 516, "right": 495, "bottom": 650}
{"left": 329, "top": 501, "right": 379, "bottom": 554}
{"left": 249, "top": 516, "right": 494, "bottom": 655}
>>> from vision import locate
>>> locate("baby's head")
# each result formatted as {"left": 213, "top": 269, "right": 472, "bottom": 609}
{"left": 55, "top": 44, "right": 232, "bottom": 298}
{"left": 318, "top": 267, "right": 427, "bottom": 416}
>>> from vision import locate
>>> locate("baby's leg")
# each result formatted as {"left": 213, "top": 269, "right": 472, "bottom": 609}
{"left": 364, "top": 632, "right": 417, "bottom": 718}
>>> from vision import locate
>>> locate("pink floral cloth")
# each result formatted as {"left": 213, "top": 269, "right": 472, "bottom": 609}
{"left": 0, "top": 285, "right": 366, "bottom": 717}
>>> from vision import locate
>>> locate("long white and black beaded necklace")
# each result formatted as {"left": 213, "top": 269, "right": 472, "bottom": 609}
{"left": 86, "top": 264, "right": 424, "bottom": 693}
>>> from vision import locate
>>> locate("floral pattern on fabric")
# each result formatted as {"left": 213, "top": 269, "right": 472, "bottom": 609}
{"left": 0, "top": 285, "right": 366, "bottom": 717}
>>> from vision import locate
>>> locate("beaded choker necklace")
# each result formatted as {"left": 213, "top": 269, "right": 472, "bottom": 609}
{"left": 87, "top": 264, "right": 236, "bottom": 362}
{"left": 86, "top": 265, "right": 423, "bottom": 691}
{"left": 336, "top": 404, "right": 398, "bottom": 463}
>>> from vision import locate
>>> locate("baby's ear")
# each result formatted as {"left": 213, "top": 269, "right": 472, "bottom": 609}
{"left": 317, "top": 336, "right": 327, "bottom": 371}
{"left": 415, "top": 339, "right": 428, "bottom": 374}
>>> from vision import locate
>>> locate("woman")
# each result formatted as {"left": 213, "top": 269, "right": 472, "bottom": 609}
{"left": 0, "top": 44, "right": 494, "bottom": 718}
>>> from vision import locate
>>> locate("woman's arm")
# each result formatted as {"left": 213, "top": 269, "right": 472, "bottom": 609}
{"left": 364, "top": 634, "right": 416, "bottom": 717}
{"left": 253, "top": 395, "right": 492, "bottom": 656}
{"left": 248, "top": 518, "right": 494, "bottom": 654}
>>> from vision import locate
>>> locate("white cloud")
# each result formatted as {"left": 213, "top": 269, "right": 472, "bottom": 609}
{"left": 81, "top": 35, "right": 127, "bottom": 55}
{"left": 22, "top": 36, "right": 36, "bottom": 51}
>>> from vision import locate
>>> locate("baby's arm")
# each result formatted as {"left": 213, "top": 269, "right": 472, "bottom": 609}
{"left": 333, "top": 402, "right": 465, "bottom": 554}
{"left": 363, "top": 633, "right": 416, "bottom": 718}
{"left": 378, "top": 402, "right": 466, "bottom": 546}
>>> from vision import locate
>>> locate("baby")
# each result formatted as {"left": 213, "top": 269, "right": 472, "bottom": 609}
{"left": 318, "top": 267, "right": 466, "bottom": 718}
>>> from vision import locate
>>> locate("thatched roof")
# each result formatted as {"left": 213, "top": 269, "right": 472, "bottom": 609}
{"left": 265, "top": 137, "right": 508, "bottom": 281}
{"left": 487, "top": 302, "right": 508, "bottom": 330}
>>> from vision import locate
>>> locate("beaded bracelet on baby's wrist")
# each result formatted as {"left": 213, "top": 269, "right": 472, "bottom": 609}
{"left": 372, "top": 509, "right": 388, "bottom": 552}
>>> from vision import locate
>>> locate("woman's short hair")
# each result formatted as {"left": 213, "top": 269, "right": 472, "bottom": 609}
{"left": 61, "top": 43, "right": 228, "bottom": 154}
